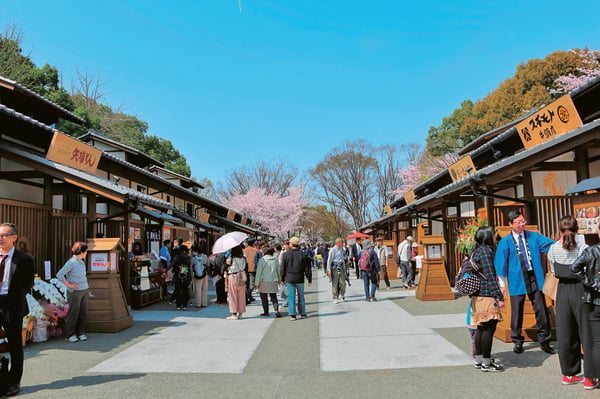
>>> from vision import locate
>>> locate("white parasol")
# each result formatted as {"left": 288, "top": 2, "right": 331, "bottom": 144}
{"left": 211, "top": 231, "right": 249, "bottom": 254}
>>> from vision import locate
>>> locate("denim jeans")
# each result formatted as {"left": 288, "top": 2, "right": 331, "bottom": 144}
{"left": 286, "top": 282, "right": 306, "bottom": 316}
{"left": 361, "top": 270, "right": 377, "bottom": 299}
{"left": 400, "top": 260, "right": 413, "bottom": 285}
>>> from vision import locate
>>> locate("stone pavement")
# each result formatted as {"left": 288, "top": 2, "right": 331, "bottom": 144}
{"left": 9, "top": 271, "right": 594, "bottom": 398}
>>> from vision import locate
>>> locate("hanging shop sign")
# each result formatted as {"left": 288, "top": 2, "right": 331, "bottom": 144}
{"left": 404, "top": 189, "right": 416, "bottom": 205}
{"left": 448, "top": 155, "right": 476, "bottom": 182}
{"left": 46, "top": 131, "right": 102, "bottom": 174}
{"left": 516, "top": 94, "right": 583, "bottom": 150}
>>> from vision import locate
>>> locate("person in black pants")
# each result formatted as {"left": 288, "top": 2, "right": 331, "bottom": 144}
{"left": 548, "top": 215, "right": 594, "bottom": 387}
{"left": 212, "top": 253, "right": 228, "bottom": 305}
{"left": 0, "top": 222, "right": 34, "bottom": 397}
{"left": 470, "top": 226, "right": 505, "bottom": 372}
{"left": 494, "top": 210, "right": 556, "bottom": 355}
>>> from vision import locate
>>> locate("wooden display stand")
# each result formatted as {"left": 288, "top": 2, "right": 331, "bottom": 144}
{"left": 493, "top": 226, "right": 556, "bottom": 342}
{"left": 130, "top": 260, "right": 162, "bottom": 309}
{"left": 86, "top": 238, "right": 133, "bottom": 333}
{"left": 416, "top": 236, "right": 455, "bottom": 301}
{"left": 383, "top": 239, "right": 399, "bottom": 280}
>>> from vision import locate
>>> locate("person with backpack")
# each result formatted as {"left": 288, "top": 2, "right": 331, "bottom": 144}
{"left": 191, "top": 245, "right": 208, "bottom": 308}
{"left": 170, "top": 245, "right": 192, "bottom": 310}
{"left": 360, "top": 240, "right": 380, "bottom": 302}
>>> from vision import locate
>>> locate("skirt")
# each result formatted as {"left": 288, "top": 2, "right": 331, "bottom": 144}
{"left": 471, "top": 296, "right": 503, "bottom": 325}
{"left": 258, "top": 281, "right": 279, "bottom": 294}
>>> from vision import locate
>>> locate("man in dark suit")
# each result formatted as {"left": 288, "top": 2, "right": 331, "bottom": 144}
{"left": 0, "top": 223, "right": 34, "bottom": 397}
{"left": 351, "top": 238, "right": 363, "bottom": 279}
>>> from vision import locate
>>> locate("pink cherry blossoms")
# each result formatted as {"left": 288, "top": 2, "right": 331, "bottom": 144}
{"left": 225, "top": 186, "right": 307, "bottom": 239}
{"left": 551, "top": 49, "right": 600, "bottom": 95}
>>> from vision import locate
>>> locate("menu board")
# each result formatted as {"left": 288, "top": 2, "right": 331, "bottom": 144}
{"left": 574, "top": 202, "right": 600, "bottom": 234}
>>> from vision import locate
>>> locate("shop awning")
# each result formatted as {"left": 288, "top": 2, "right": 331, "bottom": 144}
{"left": 134, "top": 205, "right": 182, "bottom": 224}
{"left": 212, "top": 214, "right": 263, "bottom": 235}
{"left": 566, "top": 176, "right": 600, "bottom": 195}
{"left": 172, "top": 209, "right": 225, "bottom": 233}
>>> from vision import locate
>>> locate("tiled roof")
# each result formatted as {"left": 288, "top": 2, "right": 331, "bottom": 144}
{"left": 3, "top": 142, "right": 173, "bottom": 209}
{"left": 0, "top": 76, "right": 85, "bottom": 124}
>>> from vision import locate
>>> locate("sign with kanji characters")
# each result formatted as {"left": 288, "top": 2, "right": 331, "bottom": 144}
{"left": 404, "top": 189, "right": 416, "bottom": 204}
{"left": 383, "top": 205, "right": 393, "bottom": 215}
{"left": 448, "top": 155, "right": 476, "bottom": 182}
{"left": 46, "top": 132, "right": 101, "bottom": 173}
{"left": 516, "top": 94, "right": 583, "bottom": 150}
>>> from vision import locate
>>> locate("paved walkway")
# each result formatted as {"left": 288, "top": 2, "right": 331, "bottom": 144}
{"left": 13, "top": 272, "right": 588, "bottom": 398}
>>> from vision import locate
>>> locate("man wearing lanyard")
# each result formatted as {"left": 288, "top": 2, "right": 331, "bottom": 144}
{"left": 0, "top": 223, "right": 34, "bottom": 397}
{"left": 494, "top": 210, "right": 555, "bottom": 355}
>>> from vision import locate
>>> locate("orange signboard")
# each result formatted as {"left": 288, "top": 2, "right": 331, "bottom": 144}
{"left": 516, "top": 94, "right": 583, "bottom": 150}
{"left": 448, "top": 155, "right": 476, "bottom": 182}
{"left": 46, "top": 132, "right": 101, "bottom": 174}
{"left": 383, "top": 205, "right": 393, "bottom": 215}
{"left": 404, "top": 189, "right": 416, "bottom": 205}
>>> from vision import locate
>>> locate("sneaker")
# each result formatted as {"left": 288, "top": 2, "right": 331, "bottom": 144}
{"left": 182, "top": 307, "right": 187, "bottom": 310}
{"left": 78, "top": 334, "right": 88, "bottom": 341}
{"left": 583, "top": 378, "right": 598, "bottom": 390}
{"left": 341, "top": 296, "right": 345, "bottom": 301}
{"left": 290, "top": 316, "right": 297, "bottom": 321}
{"left": 226, "top": 315, "right": 239, "bottom": 320}
{"left": 333, "top": 299, "right": 340, "bottom": 304}
{"left": 473, "top": 362, "right": 482, "bottom": 369}
{"left": 480, "top": 361, "right": 504, "bottom": 372}
{"left": 66, "top": 335, "right": 78, "bottom": 342}
{"left": 370, "top": 296, "right": 377, "bottom": 302}
{"left": 176, "top": 307, "right": 181, "bottom": 310}
{"left": 300, "top": 315, "right": 307, "bottom": 319}
{"left": 275, "top": 311, "right": 282, "bottom": 318}
{"left": 562, "top": 375, "right": 584, "bottom": 385}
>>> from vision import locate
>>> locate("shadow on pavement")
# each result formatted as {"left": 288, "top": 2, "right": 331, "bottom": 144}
{"left": 21, "top": 373, "right": 145, "bottom": 395}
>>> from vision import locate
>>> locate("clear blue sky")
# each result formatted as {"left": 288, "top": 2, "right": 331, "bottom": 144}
{"left": 2, "top": 1, "right": 599, "bottom": 186}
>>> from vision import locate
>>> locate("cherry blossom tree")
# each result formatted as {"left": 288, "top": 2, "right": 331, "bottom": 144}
{"left": 551, "top": 48, "right": 600, "bottom": 95}
{"left": 392, "top": 152, "right": 459, "bottom": 199}
{"left": 225, "top": 186, "right": 307, "bottom": 240}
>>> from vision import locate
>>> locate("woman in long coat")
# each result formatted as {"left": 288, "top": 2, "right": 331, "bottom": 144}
{"left": 255, "top": 246, "right": 281, "bottom": 317}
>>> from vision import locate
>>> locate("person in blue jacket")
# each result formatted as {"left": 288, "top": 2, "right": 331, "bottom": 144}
{"left": 494, "top": 210, "right": 555, "bottom": 355}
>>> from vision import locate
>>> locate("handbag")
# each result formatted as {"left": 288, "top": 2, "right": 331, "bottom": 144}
{"left": 542, "top": 271, "right": 558, "bottom": 301}
{"left": 455, "top": 255, "right": 486, "bottom": 296}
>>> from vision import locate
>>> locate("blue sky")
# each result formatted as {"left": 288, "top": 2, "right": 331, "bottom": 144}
{"left": 2, "top": 1, "right": 600, "bottom": 187}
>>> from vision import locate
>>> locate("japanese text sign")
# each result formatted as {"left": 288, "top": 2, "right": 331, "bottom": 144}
{"left": 448, "top": 155, "right": 476, "bottom": 182}
{"left": 404, "top": 189, "right": 416, "bottom": 205}
{"left": 516, "top": 95, "right": 583, "bottom": 150}
{"left": 46, "top": 132, "right": 101, "bottom": 173}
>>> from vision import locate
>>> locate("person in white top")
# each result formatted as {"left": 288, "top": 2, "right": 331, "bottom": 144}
{"left": 397, "top": 236, "right": 414, "bottom": 288}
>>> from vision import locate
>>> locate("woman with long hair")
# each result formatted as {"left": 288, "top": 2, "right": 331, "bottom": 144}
{"left": 225, "top": 245, "right": 247, "bottom": 320}
{"left": 470, "top": 226, "right": 505, "bottom": 371}
{"left": 551, "top": 215, "right": 596, "bottom": 389}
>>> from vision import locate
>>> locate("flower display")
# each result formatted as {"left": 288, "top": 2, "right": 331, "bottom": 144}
{"left": 23, "top": 278, "right": 69, "bottom": 342}
{"left": 455, "top": 217, "right": 488, "bottom": 254}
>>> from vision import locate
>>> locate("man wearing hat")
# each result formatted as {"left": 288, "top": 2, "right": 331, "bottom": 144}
{"left": 397, "top": 236, "right": 415, "bottom": 288}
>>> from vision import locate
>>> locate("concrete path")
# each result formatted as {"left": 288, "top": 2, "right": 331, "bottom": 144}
{"left": 318, "top": 276, "right": 472, "bottom": 371}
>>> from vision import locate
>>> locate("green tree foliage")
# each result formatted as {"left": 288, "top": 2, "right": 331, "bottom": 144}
{"left": 427, "top": 49, "right": 593, "bottom": 156}
{"left": 0, "top": 26, "right": 193, "bottom": 178}
{"left": 426, "top": 100, "right": 474, "bottom": 156}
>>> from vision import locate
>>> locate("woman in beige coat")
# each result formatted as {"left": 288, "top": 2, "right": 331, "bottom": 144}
{"left": 255, "top": 246, "right": 282, "bottom": 317}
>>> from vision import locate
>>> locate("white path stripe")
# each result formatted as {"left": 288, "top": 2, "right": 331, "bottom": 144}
{"left": 318, "top": 275, "right": 472, "bottom": 371}
{"left": 88, "top": 302, "right": 273, "bottom": 374}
